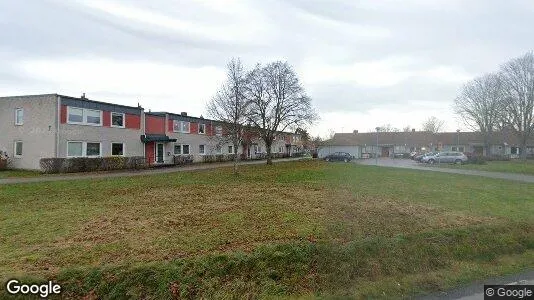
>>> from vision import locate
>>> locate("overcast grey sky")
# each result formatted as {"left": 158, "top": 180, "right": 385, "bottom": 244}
{"left": 1, "top": 0, "right": 533, "bottom": 137}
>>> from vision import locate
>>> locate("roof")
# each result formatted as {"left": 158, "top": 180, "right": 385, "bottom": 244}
{"left": 328, "top": 130, "right": 533, "bottom": 146}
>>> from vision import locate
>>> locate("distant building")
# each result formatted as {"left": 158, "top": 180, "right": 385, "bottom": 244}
{"left": 318, "top": 130, "right": 534, "bottom": 159}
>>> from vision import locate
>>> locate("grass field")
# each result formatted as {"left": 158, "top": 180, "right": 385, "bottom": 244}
{"left": 439, "top": 160, "right": 534, "bottom": 175}
{"left": 1, "top": 161, "right": 533, "bottom": 298}
{"left": 0, "top": 169, "right": 42, "bottom": 179}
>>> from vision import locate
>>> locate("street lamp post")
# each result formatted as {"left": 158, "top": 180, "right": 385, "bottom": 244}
{"left": 375, "top": 127, "right": 380, "bottom": 165}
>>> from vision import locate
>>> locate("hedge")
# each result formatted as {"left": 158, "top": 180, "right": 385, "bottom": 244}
{"left": 40, "top": 156, "right": 146, "bottom": 174}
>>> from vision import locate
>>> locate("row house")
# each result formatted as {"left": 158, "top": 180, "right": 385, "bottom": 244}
{"left": 0, "top": 94, "right": 303, "bottom": 170}
{"left": 319, "top": 130, "right": 534, "bottom": 159}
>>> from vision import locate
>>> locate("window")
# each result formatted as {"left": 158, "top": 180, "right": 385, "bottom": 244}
{"left": 216, "top": 146, "right": 222, "bottom": 154}
{"left": 173, "top": 120, "right": 190, "bottom": 133}
{"left": 459, "top": 147, "right": 465, "bottom": 152}
{"left": 215, "top": 126, "right": 222, "bottom": 136}
{"left": 451, "top": 147, "right": 457, "bottom": 151}
{"left": 15, "top": 108, "right": 23, "bottom": 125}
{"left": 68, "top": 141, "right": 101, "bottom": 157}
{"left": 14, "top": 141, "right": 23, "bottom": 157}
{"left": 228, "top": 145, "right": 234, "bottom": 154}
{"left": 198, "top": 123, "right": 206, "bottom": 134}
{"left": 86, "top": 143, "right": 101, "bottom": 156}
{"left": 173, "top": 120, "right": 181, "bottom": 132}
{"left": 67, "top": 142, "right": 83, "bottom": 157}
{"left": 182, "top": 121, "right": 190, "bottom": 133}
{"left": 111, "top": 112, "right": 125, "bottom": 128}
{"left": 111, "top": 143, "right": 124, "bottom": 156}
{"left": 279, "top": 147, "right": 283, "bottom": 153}
{"left": 68, "top": 107, "right": 84, "bottom": 123}
{"left": 86, "top": 109, "right": 101, "bottom": 125}
{"left": 199, "top": 144, "right": 205, "bottom": 154}
{"left": 174, "top": 144, "right": 190, "bottom": 155}
{"left": 67, "top": 107, "right": 102, "bottom": 126}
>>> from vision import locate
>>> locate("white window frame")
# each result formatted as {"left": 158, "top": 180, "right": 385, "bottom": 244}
{"left": 67, "top": 107, "right": 84, "bottom": 124}
{"left": 182, "top": 121, "right": 190, "bottom": 133}
{"left": 173, "top": 120, "right": 181, "bottom": 133}
{"left": 198, "top": 123, "right": 206, "bottom": 134}
{"left": 14, "top": 141, "right": 23, "bottom": 157}
{"left": 85, "top": 142, "right": 102, "bottom": 157}
{"left": 111, "top": 142, "right": 125, "bottom": 156}
{"left": 14, "top": 108, "right": 23, "bottom": 125}
{"left": 215, "top": 126, "right": 222, "bottom": 136}
{"left": 174, "top": 144, "right": 191, "bottom": 155}
{"left": 199, "top": 144, "right": 206, "bottom": 155}
{"left": 67, "top": 141, "right": 84, "bottom": 158}
{"left": 67, "top": 141, "right": 102, "bottom": 157}
{"left": 182, "top": 144, "right": 190, "bottom": 155}
{"left": 216, "top": 145, "right": 223, "bottom": 154}
{"left": 67, "top": 107, "right": 103, "bottom": 126}
{"left": 111, "top": 112, "right": 125, "bottom": 128}
{"left": 228, "top": 145, "right": 234, "bottom": 154}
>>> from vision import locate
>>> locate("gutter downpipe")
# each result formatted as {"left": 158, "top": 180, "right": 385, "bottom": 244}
{"left": 56, "top": 95, "right": 61, "bottom": 157}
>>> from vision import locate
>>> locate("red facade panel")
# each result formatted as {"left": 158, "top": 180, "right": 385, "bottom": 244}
{"left": 145, "top": 115, "right": 165, "bottom": 134}
{"left": 125, "top": 114, "right": 141, "bottom": 129}
{"left": 190, "top": 122, "right": 198, "bottom": 134}
{"left": 168, "top": 120, "right": 174, "bottom": 132}
{"left": 60, "top": 105, "right": 67, "bottom": 124}
{"left": 206, "top": 123, "right": 213, "bottom": 136}
{"left": 103, "top": 111, "right": 111, "bottom": 127}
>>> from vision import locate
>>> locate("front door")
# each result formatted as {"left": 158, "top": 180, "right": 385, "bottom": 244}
{"left": 156, "top": 143, "right": 164, "bottom": 163}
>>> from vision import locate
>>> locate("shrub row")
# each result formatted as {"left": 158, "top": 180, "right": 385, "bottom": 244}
{"left": 40, "top": 156, "right": 147, "bottom": 174}
{"left": 202, "top": 154, "right": 237, "bottom": 163}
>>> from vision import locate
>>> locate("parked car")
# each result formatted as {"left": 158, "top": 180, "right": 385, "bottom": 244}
{"left": 324, "top": 152, "right": 353, "bottom": 162}
{"left": 410, "top": 151, "right": 419, "bottom": 159}
{"left": 423, "top": 151, "right": 468, "bottom": 164}
{"left": 393, "top": 153, "right": 405, "bottom": 158}
{"left": 414, "top": 152, "right": 434, "bottom": 162}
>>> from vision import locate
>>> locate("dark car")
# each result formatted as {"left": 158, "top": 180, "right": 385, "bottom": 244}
{"left": 324, "top": 152, "right": 353, "bottom": 162}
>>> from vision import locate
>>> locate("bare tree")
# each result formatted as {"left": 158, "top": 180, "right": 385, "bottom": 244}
{"left": 206, "top": 58, "right": 249, "bottom": 174}
{"left": 421, "top": 116, "right": 445, "bottom": 133}
{"left": 499, "top": 51, "right": 534, "bottom": 160}
{"left": 454, "top": 73, "right": 505, "bottom": 156}
{"left": 245, "top": 61, "right": 317, "bottom": 164}
{"left": 403, "top": 126, "right": 412, "bottom": 132}
{"left": 377, "top": 124, "right": 400, "bottom": 132}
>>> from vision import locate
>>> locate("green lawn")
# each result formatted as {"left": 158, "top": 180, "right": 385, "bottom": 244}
{"left": 0, "top": 161, "right": 533, "bottom": 299}
{"left": 439, "top": 160, "right": 534, "bottom": 175}
{"left": 0, "top": 169, "right": 42, "bottom": 179}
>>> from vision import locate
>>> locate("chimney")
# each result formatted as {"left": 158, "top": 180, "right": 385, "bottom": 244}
{"left": 353, "top": 130, "right": 358, "bottom": 134}
{"left": 81, "top": 93, "right": 86, "bottom": 99}
{"left": 199, "top": 115, "right": 204, "bottom": 119}
{"left": 181, "top": 112, "right": 188, "bottom": 116}
{"left": 412, "top": 129, "right": 415, "bottom": 132}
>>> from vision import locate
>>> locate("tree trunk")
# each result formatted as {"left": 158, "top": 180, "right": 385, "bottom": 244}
{"left": 233, "top": 142, "right": 239, "bottom": 175}
{"left": 266, "top": 140, "right": 273, "bottom": 165}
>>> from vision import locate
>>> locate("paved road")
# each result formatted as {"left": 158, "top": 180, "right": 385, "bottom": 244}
{"left": 0, "top": 157, "right": 305, "bottom": 185}
{"left": 418, "top": 270, "right": 534, "bottom": 299}
{"left": 356, "top": 158, "right": 534, "bottom": 183}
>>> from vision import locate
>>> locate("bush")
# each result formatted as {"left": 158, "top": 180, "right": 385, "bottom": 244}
{"left": 40, "top": 156, "right": 147, "bottom": 174}
{"left": 468, "top": 155, "right": 487, "bottom": 165}
{"left": 174, "top": 155, "right": 194, "bottom": 165}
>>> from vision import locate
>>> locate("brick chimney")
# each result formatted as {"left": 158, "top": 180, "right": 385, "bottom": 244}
{"left": 353, "top": 130, "right": 358, "bottom": 134}
{"left": 181, "top": 112, "right": 188, "bottom": 116}
{"left": 412, "top": 129, "right": 415, "bottom": 132}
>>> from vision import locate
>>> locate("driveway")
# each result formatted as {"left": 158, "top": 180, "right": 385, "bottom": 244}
{"left": 356, "top": 158, "right": 534, "bottom": 183}
{"left": 0, "top": 157, "right": 305, "bottom": 185}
